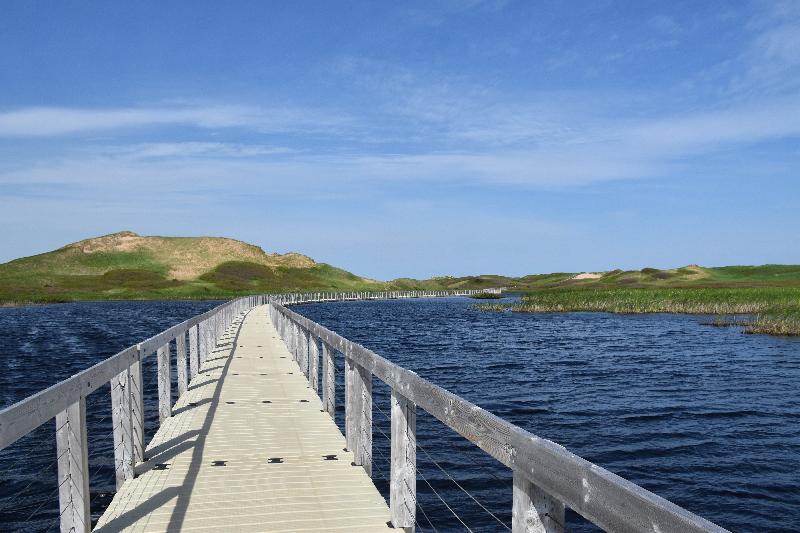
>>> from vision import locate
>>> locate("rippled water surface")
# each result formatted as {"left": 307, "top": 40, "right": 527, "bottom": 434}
{"left": 0, "top": 300, "right": 222, "bottom": 532}
{"left": 298, "top": 297, "right": 800, "bottom": 533}
{"left": 1, "top": 297, "right": 798, "bottom": 532}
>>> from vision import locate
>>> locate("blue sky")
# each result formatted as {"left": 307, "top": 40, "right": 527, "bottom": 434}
{"left": 0, "top": 1, "right": 798, "bottom": 279}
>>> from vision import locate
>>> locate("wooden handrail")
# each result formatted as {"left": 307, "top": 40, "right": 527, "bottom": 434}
{"left": 0, "top": 344, "right": 139, "bottom": 450}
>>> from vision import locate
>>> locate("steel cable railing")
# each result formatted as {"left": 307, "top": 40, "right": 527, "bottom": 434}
{"left": 372, "top": 400, "right": 511, "bottom": 531}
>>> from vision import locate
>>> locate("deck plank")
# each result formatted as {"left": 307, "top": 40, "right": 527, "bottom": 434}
{"left": 95, "top": 305, "right": 391, "bottom": 533}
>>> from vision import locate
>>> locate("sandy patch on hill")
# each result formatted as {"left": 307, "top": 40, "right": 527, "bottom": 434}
{"left": 572, "top": 272, "right": 604, "bottom": 280}
{"left": 65, "top": 231, "right": 316, "bottom": 280}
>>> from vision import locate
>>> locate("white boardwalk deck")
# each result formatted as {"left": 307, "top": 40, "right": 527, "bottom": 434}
{"left": 95, "top": 305, "right": 392, "bottom": 532}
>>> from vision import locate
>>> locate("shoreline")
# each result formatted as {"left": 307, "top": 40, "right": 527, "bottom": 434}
{"left": 0, "top": 295, "right": 230, "bottom": 309}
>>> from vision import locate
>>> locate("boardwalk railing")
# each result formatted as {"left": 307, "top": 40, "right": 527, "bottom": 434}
{"left": 269, "top": 299, "right": 730, "bottom": 533}
{"left": 0, "top": 289, "right": 494, "bottom": 532}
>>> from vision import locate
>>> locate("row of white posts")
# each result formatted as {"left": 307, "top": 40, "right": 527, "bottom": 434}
{"left": 278, "top": 288, "right": 502, "bottom": 305}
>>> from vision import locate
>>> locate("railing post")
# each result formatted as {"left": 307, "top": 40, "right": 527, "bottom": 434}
{"left": 512, "top": 471, "right": 565, "bottom": 533}
{"left": 296, "top": 325, "right": 303, "bottom": 367}
{"left": 359, "top": 363, "right": 372, "bottom": 476}
{"left": 345, "top": 356, "right": 357, "bottom": 449}
{"left": 189, "top": 324, "right": 199, "bottom": 380}
{"left": 131, "top": 346, "right": 145, "bottom": 463}
{"left": 391, "top": 389, "right": 417, "bottom": 532}
{"left": 292, "top": 323, "right": 299, "bottom": 363}
{"left": 345, "top": 353, "right": 372, "bottom": 476}
{"left": 198, "top": 320, "right": 207, "bottom": 366}
{"left": 204, "top": 318, "right": 212, "bottom": 363}
{"left": 309, "top": 334, "right": 319, "bottom": 394}
{"left": 301, "top": 328, "right": 310, "bottom": 378}
{"left": 322, "top": 342, "right": 335, "bottom": 417}
{"left": 288, "top": 322, "right": 294, "bottom": 359}
{"left": 281, "top": 316, "right": 287, "bottom": 346}
{"left": 176, "top": 331, "right": 188, "bottom": 397}
{"left": 157, "top": 343, "right": 171, "bottom": 422}
{"left": 56, "top": 397, "right": 90, "bottom": 533}
{"left": 111, "top": 366, "right": 134, "bottom": 490}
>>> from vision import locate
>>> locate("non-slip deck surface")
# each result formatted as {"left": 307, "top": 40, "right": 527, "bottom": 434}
{"left": 95, "top": 305, "right": 391, "bottom": 532}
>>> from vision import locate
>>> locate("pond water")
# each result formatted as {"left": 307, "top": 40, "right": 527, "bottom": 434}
{"left": 0, "top": 297, "right": 798, "bottom": 532}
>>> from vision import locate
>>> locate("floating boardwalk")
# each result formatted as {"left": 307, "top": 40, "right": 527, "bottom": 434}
{"left": 95, "top": 305, "right": 391, "bottom": 532}
{"left": 0, "top": 289, "right": 730, "bottom": 533}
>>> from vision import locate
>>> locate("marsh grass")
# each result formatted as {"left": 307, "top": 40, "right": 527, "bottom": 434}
{"left": 475, "top": 287, "right": 800, "bottom": 336}
{"left": 469, "top": 292, "right": 503, "bottom": 299}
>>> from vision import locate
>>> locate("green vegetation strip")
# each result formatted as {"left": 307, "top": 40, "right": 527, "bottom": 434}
{"left": 475, "top": 287, "right": 800, "bottom": 336}
{"left": 469, "top": 292, "right": 503, "bottom": 299}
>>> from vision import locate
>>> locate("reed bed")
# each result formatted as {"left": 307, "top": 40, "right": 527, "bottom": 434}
{"left": 469, "top": 292, "right": 503, "bottom": 299}
{"left": 475, "top": 287, "right": 800, "bottom": 336}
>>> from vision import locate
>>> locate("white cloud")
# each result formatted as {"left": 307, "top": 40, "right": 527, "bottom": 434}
{"left": 0, "top": 105, "right": 350, "bottom": 137}
{"left": 627, "top": 96, "right": 800, "bottom": 151}
{"left": 109, "top": 142, "right": 295, "bottom": 159}
{"left": 703, "top": 1, "right": 800, "bottom": 97}
{"left": 1, "top": 91, "right": 798, "bottom": 202}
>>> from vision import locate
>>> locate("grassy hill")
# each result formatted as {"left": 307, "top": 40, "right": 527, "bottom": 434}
{"left": 0, "top": 231, "right": 387, "bottom": 304}
{"left": 0, "top": 231, "right": 521, "bottom": 305}
{"left": 496, "top": 264, "right": 800, "bottom": 291}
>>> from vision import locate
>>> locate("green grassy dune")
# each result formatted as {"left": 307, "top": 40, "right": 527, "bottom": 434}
{"left": 0, "top": 232, "right": 381, "bottom": 304}
{"left": 498, "top": 264, "right": 800, "bottom": 290}
{"left": 0, "top": 231, "right": 504, "bottom": 305}
{"left": 473, "top": 265, "right": 800, "bottom": 336}
{"left": 3, "top": 232, "right": 800, "bottom": 336}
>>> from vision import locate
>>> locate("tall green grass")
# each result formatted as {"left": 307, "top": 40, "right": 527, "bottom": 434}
{"left": 475, "top": 287, "right": 800, "bottom": 336}
{"left": 469, "top": 292, "right": 502, "bottom": 300}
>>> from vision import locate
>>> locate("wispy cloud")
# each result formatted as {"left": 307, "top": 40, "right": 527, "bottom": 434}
{"left": 4, "top": 92, "right": 798, "bottom": 202}
{"left": 648, "top": 14, "right": 681, "bottom": 35}
{"left": 693, "top": 1, "right": 800, "bottom": 98}
{"left": 108, "top": 142, "right": 295, "bottom": 159}
{"left": 0, "top": 86, "right": 798, "bottom": 210}
{"left": 0, "top": 104, "right": 350, "bottom": 137}
{"left": 628, "top": 96, "right": 800, "bottom": 152}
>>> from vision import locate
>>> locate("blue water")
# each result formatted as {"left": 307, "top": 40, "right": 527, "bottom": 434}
{"left": 1, "top": 297, "right": 798, "bottom": 532}
{"left": 0, "top": 300, "right": 222, "bottom": 532}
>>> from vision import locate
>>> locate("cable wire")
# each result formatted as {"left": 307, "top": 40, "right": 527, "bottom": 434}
{"left": 373, "top": 402, "right": 511, "bottom": 530}
{"left": 369, "top": 410, "right": 443, "bottom": 533}
{"left": 415, "top": 460, "right": 474, "bottom": 532}
{"left": 0, "top": 447, "right": 68, "bottom": 513}
{"left": 22, "top": 471, "right": 69, "bottom": 523}
{"left": 372, "top": 401, "right": 507, "bottom": 483}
